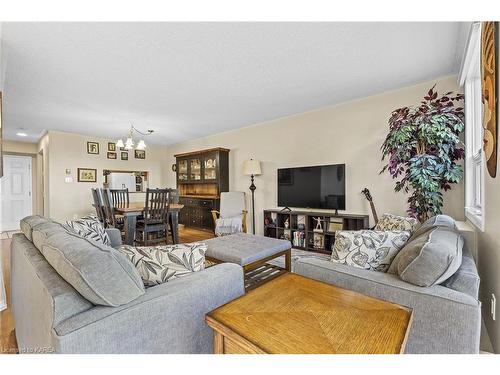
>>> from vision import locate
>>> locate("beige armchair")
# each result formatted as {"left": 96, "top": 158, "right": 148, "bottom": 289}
{"left": 211, "top": 191, "right": 248, "bottom": 235}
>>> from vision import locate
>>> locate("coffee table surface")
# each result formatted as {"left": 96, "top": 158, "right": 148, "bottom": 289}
{"left": 206, "top": 273, "right": 413, "bottom": 354}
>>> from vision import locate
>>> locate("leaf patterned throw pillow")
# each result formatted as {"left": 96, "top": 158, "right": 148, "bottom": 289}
{"left": 63, "top": 214, "right": 111, "bottom": 246}
{"left": 331, "top": 230, "right": 411, "bottom": 272}
{"left": 118, "top": 242, "right": 207, "bottom": 286}
{"left": 374, "top": 213, "right": 419, "bottom": 233}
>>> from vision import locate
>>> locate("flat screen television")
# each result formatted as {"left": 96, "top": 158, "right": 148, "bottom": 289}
{"left": 277, "top": 164, "right": 345, "bottom": 210}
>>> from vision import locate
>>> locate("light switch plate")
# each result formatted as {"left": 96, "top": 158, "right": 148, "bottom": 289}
{"left": 492, "top": 294, "right": 496, "bottom": 321}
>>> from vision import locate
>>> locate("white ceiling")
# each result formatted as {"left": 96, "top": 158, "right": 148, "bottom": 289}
{"left": 1, "top": 22, "right": 469, "bottom": 144}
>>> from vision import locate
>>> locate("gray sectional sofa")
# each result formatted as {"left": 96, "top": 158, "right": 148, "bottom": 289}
{"left": 11, "top": 216, "right": 245, "bottom": 353}
{"left": 294, "top": 243, "right": 481, "bottom": 353}
{"left": 11, "top": 214, "right": 481, "bottom": 354}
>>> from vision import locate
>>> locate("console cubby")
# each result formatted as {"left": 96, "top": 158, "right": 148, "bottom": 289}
{"left": 263, "top": 209, "right": 369, "bottom": 254}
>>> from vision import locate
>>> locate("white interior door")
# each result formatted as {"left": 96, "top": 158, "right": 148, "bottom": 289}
{"left": 0, "top": 155, "right": 33, "bottom": 232}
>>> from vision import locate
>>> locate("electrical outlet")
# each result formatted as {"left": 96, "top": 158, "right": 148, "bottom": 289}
{"left": 492, "top": 294, "right": 496, "bottom": 321}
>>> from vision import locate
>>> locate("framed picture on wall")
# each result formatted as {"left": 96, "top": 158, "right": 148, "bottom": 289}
{"left": 482, "top": 21, "right": 498, "bottom": 178}
{"left": 87, "top": 141, "right": 99, "bottom": 154}
{"left": 108, "top": 142, "right": 116, "bottom": 152}
{"left": 121, "top": 152, "right": 129, "bottom": 160}
{"left": 77, "top": 168, "right": 97, "bottom": 182}
{"left": 107, "top": 152, "right": 117, "bottom": 159}
{"left": 134, "top": 150, "right": 146, "bottom": 159}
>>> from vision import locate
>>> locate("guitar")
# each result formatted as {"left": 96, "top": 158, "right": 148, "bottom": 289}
{"left": 361, "top": 188, "right": 379, "bottom": 225}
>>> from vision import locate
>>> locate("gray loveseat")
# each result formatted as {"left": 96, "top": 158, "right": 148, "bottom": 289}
{"left": 294, "top": 240, "right": 481, "bottom": 353}
{"left": 11, "top": 216, "right": 245, "bottom": 354}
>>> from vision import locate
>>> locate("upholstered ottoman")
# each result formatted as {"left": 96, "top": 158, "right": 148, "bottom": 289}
{"left": 205, "top": 233, "right": 292, "bottom": 290}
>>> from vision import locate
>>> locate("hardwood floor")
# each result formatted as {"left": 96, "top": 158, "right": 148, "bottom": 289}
{"left": 0, "top": 226, "right": 214, "bottom": 354}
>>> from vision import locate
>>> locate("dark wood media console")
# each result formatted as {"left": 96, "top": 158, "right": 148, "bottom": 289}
{"left": 263, "top": 209, "right": 369, "bottom": 254}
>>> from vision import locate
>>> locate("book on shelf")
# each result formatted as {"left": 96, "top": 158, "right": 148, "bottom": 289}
{"left": 328, "top": 217, "right": 344, "bottom": 232}
{"left": 292, "top": 231, "right": 306, "bottom": 247}
{"left": 313, "top": 232, "right": 324, "bottom": 249}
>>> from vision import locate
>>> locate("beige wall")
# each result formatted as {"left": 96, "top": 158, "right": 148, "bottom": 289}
{"left": 166, "top": 75, "right": 465, "bottom": 234}
{"left": 2, "top": 140, "right": 38, "bottom": 154}
{"left": 43, "top": 130, "right": 169, "bottom": 222}
{"left": 2, "top": 140, "right": 40, "bottom": 215}
{"left": 476, "top": 36, "right": 500, "bottom": 354}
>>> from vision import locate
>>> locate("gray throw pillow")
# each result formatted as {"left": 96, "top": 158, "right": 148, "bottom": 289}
{"left": 410, "top": 214, "right": 457, "bottom": 239}
{"left": 390, "top": 227, "right": 463, "bottom": 287}
{"left": 41, "top": 229, "right": 145, "bottom": 306}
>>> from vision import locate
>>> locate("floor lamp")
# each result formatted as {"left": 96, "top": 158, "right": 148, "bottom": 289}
{"left": 243, "top": 159, "right": 261, "bottom": 235}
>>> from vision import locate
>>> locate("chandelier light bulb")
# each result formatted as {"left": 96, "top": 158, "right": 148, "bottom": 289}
{"left": 125, "top": 137, "right": 134, "bottom": 149}
{"left": 136, "top": 140, "right": 146, "bottom": 150}
{"left": 116, "top": 139, "right": 124, "bottom": 148}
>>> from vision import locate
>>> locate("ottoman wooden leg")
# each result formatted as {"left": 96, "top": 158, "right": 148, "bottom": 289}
{"left": 285, "top": 249, "right": 291, "bottom": 271}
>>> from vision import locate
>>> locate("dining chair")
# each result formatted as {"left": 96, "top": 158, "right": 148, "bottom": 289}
{"left": 102, "top": 188, "right": 125, "bottom": 231}
{"left": 91, "top": 188, "right": 106, "bottom": 226}
{"left": 135, "top": 188, "right": 170, "bottom": 246}
{"left": 110, "top": 188, "right": 129, "bottom": 206}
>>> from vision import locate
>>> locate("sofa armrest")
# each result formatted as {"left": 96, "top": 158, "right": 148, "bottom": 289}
{"left": 294, "top": 258, "right": 481, "bottom": 353}
{"left": 52, "top": 263, "right": 244, "bottom": 353}
{"left": 105, "top": 228, "right": 122, "bottom": 248}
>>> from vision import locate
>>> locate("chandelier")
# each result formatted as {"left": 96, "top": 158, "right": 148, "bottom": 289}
{"left": 116, "top": 125, "right": 154, "bottom": 151}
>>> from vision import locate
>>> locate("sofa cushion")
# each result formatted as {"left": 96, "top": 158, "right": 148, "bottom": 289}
{"left": 11, "top": 233, "right": 94, "bottom": 326}
{"left": 41, "top": 230, "right": 145, "bottom": 306}
{"left": 390, "top": 227, "right": 463, "bottom": 287}
{"left": 375, "top": 213, "right": 419, "bottom": 232}
{"left": 331, "top": 230, "right": 411, "bottom": 272}
{"left": 410, "top": 214, "right": 457, "bottom": 239}
{"left": 32, "top": 220, "right": 68, "bottom": 251}
{"left": 63, "top": 215, "right": 110, "bottom": 246}
{"left": 118, "top": 243, "right": 207, "bottom": 286}
{"left": 440, "top": 248, "right": 479, "bottom": 299}
{"left": 20, "top": 215, "right": 50, "bottom": 241}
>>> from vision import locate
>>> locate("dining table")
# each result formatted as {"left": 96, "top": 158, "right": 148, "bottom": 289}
{"left": 114, "top": 202, "right": 184, "bottom": 246}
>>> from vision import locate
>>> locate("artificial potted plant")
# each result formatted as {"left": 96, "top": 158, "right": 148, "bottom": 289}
{"left": 380, "top": 85, "right": 465, "bottom": 222}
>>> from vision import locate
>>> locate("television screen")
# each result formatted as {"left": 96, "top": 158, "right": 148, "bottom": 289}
{"left": 277, "top": 164, "right": 345, "bottom": 210}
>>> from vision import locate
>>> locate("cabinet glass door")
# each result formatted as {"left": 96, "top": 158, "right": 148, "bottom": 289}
{"left": 178, "top": 159, "right": 188, "bottom": 181}
{"left": 189, "top": 157, "right": 202, "bottom": 181}
{"left": 203, "top": 154, "right": 217, "bottom": 181}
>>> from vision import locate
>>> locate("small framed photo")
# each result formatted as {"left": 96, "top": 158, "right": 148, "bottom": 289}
{"left": 77, "top": 168, "right": 97, "bottom": 183}
{"left": 134, "top": 150, "right": 146, "bottom": 159}
{"left": 107, "top": 152, "right": 117, "bottom": 159}
{"left": 108, "top": 142, "right": 116, "bottom": 152}
{"left": 87, "top": 141, "right": 99, "bottom": 154}
{"left": 119, "top": 147, "right": 127, "bottom": 151}
{"left": 121, "top": 152, "right": 129, "bottom": 160}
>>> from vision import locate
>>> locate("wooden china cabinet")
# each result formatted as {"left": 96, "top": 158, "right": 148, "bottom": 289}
{"left": 175, "top": 147, "right": 229, "bottom": 231}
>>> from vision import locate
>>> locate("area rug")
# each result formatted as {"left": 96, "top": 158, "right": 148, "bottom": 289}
{"left": 267, "top": 248, "right": 330, "bottom": 272}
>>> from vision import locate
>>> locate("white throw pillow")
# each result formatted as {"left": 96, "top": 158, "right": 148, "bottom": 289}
{"left": 374, "top": 213, "right": 419, "bottom": 233}
{"left": 118, "top": 242, "right": 207, "bottom": 286}
{"left": 331, "top": 230, "right": 411, "bottom": 272}
{"left": 63, "top": 214, "right": 110, "bottom": 246}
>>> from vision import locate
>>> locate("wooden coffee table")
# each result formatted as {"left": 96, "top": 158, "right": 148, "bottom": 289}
{"left": 206, "top": 273, "right": 413, "bottom": 354}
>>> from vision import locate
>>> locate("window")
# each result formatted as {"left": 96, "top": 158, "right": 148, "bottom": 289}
{"left": 460, "top": 22, "right": 485, "bottom": 231}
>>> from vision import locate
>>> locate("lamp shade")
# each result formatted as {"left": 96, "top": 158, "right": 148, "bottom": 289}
{"left": 243, "top": 159, "right": 261, "bottom": 176}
